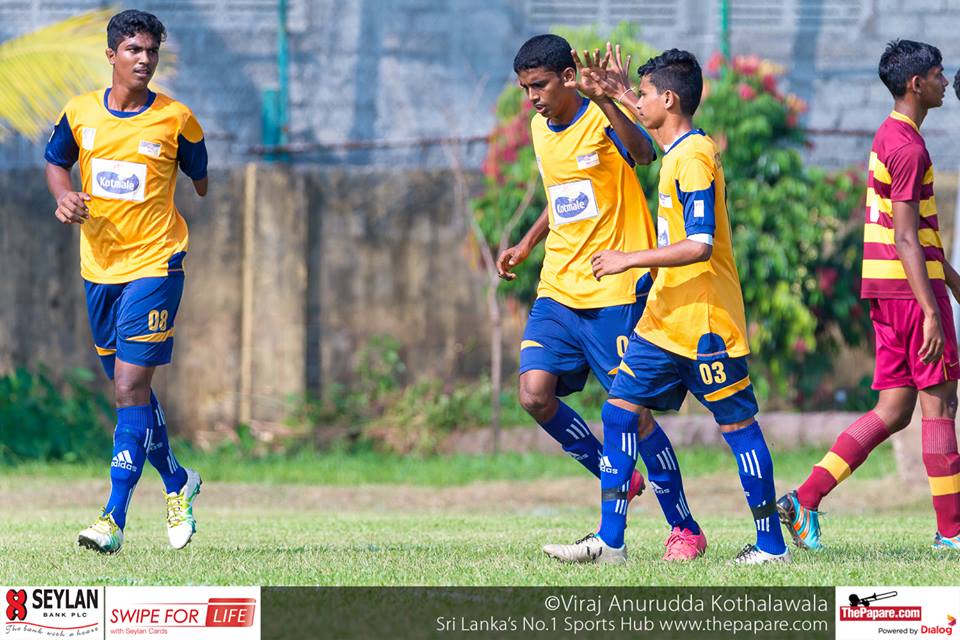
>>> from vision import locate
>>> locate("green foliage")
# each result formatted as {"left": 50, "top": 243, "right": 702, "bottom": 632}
{"left": 476, "top": 29, "right": 870, "bottom": 405}
{"left": 0, "top": 367, "right": 112, "bottom": 463}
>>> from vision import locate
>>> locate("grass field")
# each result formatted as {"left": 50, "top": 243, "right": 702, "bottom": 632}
{"left": 2, "top": 445, "right": 955, "bottom": 586}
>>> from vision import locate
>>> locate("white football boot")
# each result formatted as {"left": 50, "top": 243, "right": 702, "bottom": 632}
{"left": 543, "top": 533, "right": 627, "bottom": 565}
{"left": 78, "top": 512, "right": 124, "bottom": 554}
{"left": 166, "top": 467, "right": 202, "bottom": 549}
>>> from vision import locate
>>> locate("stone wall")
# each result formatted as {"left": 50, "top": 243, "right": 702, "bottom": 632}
{"left": 4, "top": 0, "right": 960, "bottom": 170}
{"left": 0, "top": 166, "right": 505, "bottom": 437}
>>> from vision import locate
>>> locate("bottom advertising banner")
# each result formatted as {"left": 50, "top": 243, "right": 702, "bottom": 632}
{"left": 836, "top": 587, "right": 960, "bottom": 640}
{"left": 103, "top": 586, "right": 261, "bottom": 640}
{"left": 261, "top": 587, "right": 835, "bottom": 639}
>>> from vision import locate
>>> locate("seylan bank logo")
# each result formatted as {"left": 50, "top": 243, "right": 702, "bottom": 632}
{"left": 555, "top": 192, "right": 590, "bottom": 218}
{"left": 96, "top": 171, "right": 140, "bottom": 195}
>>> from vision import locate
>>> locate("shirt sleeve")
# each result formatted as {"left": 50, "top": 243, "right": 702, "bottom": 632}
{"left": 604, "top": 124, "right": 656, "bottom": 167}
{"left": 43, "top": 112, "right": 79, "bottom": 169}
{"left": 886, "top": 143, "right": 928, "bottom": 202}
{"left": 177, "top": 112, "right": 208, "bottom": 180}
{"left": 675, "top": 154, "right": 717, "bottom": 238}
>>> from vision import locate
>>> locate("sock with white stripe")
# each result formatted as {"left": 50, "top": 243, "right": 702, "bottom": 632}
{"left": 721, "top": 421, "right": 786, "bottom": 554}
{"left": 147, "top": 391, "right": 188, "bottom": 494}
{"left": 538, "top": 400, "right": 602, "bottom": 478}
{"left": 104, "top": 405, "right": 152, "bottom": 530}
{"left": 597, "top": 402, "right": 640, "bottom": 548}
{"left": 637, "top": 424, "right": 700, "bottom": 534}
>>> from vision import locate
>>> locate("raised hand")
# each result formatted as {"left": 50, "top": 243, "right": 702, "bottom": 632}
{"left": 565, "top": 47, "right": 612, "bottom": 102}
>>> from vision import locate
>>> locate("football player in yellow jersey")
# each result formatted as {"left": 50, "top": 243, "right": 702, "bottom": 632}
{"left": 498, "top": 35, "right": 690, "bottom": 540}
{"left": 43, "top": 10, "right": 206, "bottom": 554}
{"left": 544, "top": 48, "right": 790, "bottom": 565}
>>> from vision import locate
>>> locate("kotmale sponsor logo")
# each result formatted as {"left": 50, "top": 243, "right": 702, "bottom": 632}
{"left": 555, "top": 192, "right": 590, "bottom": 218}
{"left": 96, "top": 171, "right": 140, "bottom": 195}
{"left": 4, "top": 587, "right": 102, "bottom": 639}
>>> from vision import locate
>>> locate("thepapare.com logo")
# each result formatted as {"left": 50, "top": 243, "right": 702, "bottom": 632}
{"left": 5, "top": 587, "right": 102, "bottom": 639}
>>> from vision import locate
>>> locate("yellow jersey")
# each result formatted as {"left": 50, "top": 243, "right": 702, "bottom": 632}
{"left": 45, "top": 88, "right": 207, "bottom": 284}
{"left": 530, "top": 97, "right": 656, "bottom": 309}
{"left": 636, "top": 129, "right": 750, "bottom": 360}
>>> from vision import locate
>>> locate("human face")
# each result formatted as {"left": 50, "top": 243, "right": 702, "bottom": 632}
{"left": 516, "top": 66, "right": 575, "bottom": 121}
{"left": 918, "top": 64, "right": 948, "bottom": 108}
{"left": 107, "top": 32, "right": 159, "bottom": 91}
{"left": 634, "top": 75, "right": 668, "bottom": 129}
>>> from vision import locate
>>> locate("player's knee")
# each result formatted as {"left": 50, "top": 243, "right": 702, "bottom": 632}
{"left": 519, "top": 386, "right": 553, "bottom": 421}
{"left": 114, "top": 377, "right": 151, "bottom": 407}
{"left": 636, "top": 409, "right": 655, "bottom": 440}
{"left": 946, "top": 394, "right": 958, "bottom": 420}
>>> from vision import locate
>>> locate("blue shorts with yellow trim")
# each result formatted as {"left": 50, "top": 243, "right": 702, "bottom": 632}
{"left": 84, "top": 256, "right": 185, "bottom": 379}
{"left": 519, "top": 278, "right": 650, "bottom": 396}
{"left": 609, "top": 332, "right": 759, "bottom": 424}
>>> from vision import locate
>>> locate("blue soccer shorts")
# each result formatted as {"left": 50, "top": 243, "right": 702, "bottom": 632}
{"left": 84, "top": 268, "right": 185, "bottom": 380}
{"left": 519, "top": 277, "right": 651, "bottom": 396}
{"left": 609, "top": 332, "right": 759, "bottom": 425}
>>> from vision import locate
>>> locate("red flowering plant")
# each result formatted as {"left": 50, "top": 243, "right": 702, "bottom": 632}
{"left": 697, "top": 53, "right": 869, "bottom": 406}
{"left": 474, "top": 26, "right": 868, "bottom": 407}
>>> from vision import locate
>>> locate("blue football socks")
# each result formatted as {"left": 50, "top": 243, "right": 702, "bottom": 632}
{"left": 147, "top": 391, "right": 188, "bottom": 494}
{"left": 637, "top": 424, "right": 700, "bottom": 534}
{"left": 539, "top": 400, "right": 602, "bottom": 478}
{"left": 722, "top": 421, "right": 787, "bottom": 554}
{"left": 103, "top": 405, "right": 152, "bottom": 530}
{"left": 597, "top": 402, "right": 640, "bottom": 548}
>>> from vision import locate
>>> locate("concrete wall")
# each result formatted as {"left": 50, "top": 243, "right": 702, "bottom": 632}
{"left": 0, "top": 166, "right": 501, "bottom": 438}
{"left": 4, "top": 0, "right": 960, "bottom": 170}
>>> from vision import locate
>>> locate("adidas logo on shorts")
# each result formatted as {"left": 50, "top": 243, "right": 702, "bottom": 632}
{"left": 111, "top": 450, "right": 137, "bottom": 472}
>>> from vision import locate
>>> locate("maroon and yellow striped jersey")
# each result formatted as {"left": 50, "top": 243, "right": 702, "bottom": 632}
{"left": 861, "top": 110, "right": 945, "bottom": 299}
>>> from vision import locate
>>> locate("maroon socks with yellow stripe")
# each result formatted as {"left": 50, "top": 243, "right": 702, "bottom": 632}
{"left": 922, "top": 417, "right": 960, "bottom": 538}
{"left": 797, "top": 411, "right": 891, "bottom": 511}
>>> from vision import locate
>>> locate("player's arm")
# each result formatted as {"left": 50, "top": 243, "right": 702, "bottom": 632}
{"left": 568, "top": 46, "right": 654, "bottom": 165}
{"left": 496, "top": 206, "right": 549, "bottom": 280}
{"left": 43, "top": 111, "right": 89, "bottom": 224}
{"left": 592, "top": 152, "right": 716, "bottom": 277}
{"left": 178, "top": 112, "right": 209, "bottom": 197}
{"left": 943, "top": 260, "right": 960, "bottom": 303}
{"left": 591, "top": 240, "right": 710, "bottom": 278}
{"left": 893, "top": 200, "right": 944, "bottom": 363}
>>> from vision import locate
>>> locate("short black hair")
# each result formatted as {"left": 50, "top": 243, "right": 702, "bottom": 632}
{"left": 878, "top": 39, "right": 942, "bottom": 97}
{"left": 513, "top": 34, "right": 575, "bottom": 75}
{"left": 107, "top": 10, "right": 166, "bottom": 51}
{"left": 954, "top": 68, "right": 960, "bottom": 101}
{"left": 636, "top": 49, "right": 703, "bottom": 117}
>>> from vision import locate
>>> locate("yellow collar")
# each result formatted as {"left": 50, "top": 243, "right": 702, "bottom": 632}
{"left": 889, "top": 110, "right": 920, "bottom": 132}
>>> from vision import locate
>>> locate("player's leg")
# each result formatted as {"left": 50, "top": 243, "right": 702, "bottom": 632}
{"left": 918, "top": 380, "right": 960, "bottom": 548}
{"left": 77, "top": 281, "right": 127, "bottom": 552}
{"left": 543, "top": 334, "right": 689, "bottom": 564}
{"left": 541, "top": 396, "right": 643, "bottom": 564}
{"left": 779, "top": 387, "right": 914, "bottom": 550}
{"left": 519, "top": 298, "right": 603, "bottom": 477}
{"left": 686, "top": 353, "right": 789, "bottom": 563}
{"left": 78, "top": 357, "right": 154, "bottom": 553}
{"left": 913, "top": 298, "right": 960, "bottom": 548}
{"left": 781, "top": 297, "right": 914, "bottom": 549}
{"left": 114, "top": 272, "right": 202, "bottom": 549}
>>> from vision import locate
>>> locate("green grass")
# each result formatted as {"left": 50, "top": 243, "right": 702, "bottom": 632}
{"left": 1, "top": 501, "right": 950, "bottom": 587}
{"left": 0, "top": 443, "right": 947, "bottom": 587}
